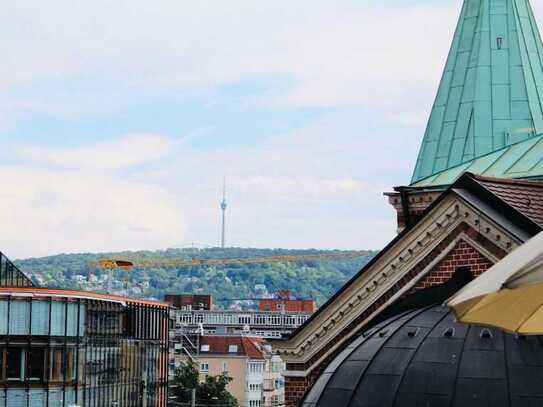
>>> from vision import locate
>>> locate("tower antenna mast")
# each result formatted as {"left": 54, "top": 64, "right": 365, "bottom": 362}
{"left": 220, "top": 177, "right": 227, "bottom": 249}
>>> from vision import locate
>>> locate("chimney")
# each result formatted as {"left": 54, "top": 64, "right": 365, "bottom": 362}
{"left": 385, "top": 188, "right": 443, "bottom": 233}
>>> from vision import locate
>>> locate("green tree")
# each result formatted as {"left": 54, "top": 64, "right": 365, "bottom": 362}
{"left": 172, "top": 362, "right": 238, "bottom": 406}
{"left": 172, "top": 362, "right": 199, "bottom": 403}
{"left": 199, "top": 374, "right": 238, "bottom": 406}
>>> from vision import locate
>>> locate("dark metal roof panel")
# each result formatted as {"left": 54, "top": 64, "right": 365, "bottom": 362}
{"left": 398, "top": 361, "right": 457, "bottom": 396}
{"left": 349, "top": 374, "right": 402, "bottom": 407}
{"left": 395, "top": 393, "right": 451, "bottom": 407}
{"left": 303, "top": 305, "right": 543, "bottom": 407}
{"left": 452, "top": 378, "right": 509, "bottom": 407}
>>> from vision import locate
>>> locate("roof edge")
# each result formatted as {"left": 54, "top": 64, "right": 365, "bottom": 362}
{"left": 277, "top": 172, "right": 542, "bottom": 341}
{"left": 0, "top": 287, "right": 168, "bottom": 307}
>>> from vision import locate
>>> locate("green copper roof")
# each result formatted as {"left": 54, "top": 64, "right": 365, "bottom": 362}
{"left": 411, "top": 0, "right": 543, "bottom": 185}
{"left": 412, "top": 133, "right": 543, "bottom": 187}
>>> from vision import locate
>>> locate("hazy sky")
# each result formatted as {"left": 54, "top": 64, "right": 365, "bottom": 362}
{"left": 3, "top": 0, "right": 542, "bottom": 258}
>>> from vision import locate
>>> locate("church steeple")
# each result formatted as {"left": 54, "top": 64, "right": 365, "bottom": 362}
{"left": 412, "top": 0, "right": 543, "bottom": 184}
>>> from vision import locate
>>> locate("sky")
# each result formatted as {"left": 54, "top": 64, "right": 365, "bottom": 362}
{"left": 3, "top": 0, "right": 543, "bottom": 258}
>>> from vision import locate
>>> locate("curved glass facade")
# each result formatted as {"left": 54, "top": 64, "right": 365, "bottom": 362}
{"left": 0, "top": 291, "right": 168, "bottom": 407}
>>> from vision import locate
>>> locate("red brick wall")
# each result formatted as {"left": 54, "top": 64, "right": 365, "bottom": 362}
{"left": 259, "top": 299, "right": 317, "bottom": 313}
{"left": 386, "top": 190, "right": 443, "bottom": 232}
{"left": 164, "top": 294, "right": 213, "bottom": 310}
{"left": 285, "top": 376, "right": 312, "bottom": 407}
{"left": 413, "top": 239, "right": 493, "bottom": 290}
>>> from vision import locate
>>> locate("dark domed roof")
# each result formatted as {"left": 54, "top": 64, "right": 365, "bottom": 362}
{"left": 303, "top": 305, "right": 543, "bottom": 407}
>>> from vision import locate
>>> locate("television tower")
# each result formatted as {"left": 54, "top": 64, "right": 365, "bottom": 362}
{"left": 220, "top": 178, "right": 227, "bottom": 248}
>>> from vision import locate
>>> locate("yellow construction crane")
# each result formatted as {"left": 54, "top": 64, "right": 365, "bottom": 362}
{"left": 93, "top": 251, "right": 370, "bottom": 270}
{"left": 97, "top": 259, "right": 134, "bottom": 295}
{"left": 97, "top": 259, "right": 134, "bottom": 270}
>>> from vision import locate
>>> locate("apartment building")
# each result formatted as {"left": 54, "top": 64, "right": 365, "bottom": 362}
{"left": 174, "top": 336, "right": 284, "bottom": 407}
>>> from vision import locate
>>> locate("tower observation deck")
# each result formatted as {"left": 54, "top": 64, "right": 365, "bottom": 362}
{"left": 220, "top": 180, "right": 227, "bottom": 248}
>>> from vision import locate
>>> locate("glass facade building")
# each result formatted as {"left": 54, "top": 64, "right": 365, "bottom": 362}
{"left": 0, "top": 253, "right": 34, "bottom": 288}
{"left": 0, "top": 288, "right": 169, "bottom": 407}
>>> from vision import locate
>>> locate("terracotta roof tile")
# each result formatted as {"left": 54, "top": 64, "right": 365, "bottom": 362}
{"left": 473, "top": 175, "right": 543, "bottom": 227}
{"left": 200, "top": 336, "right": 265, "bottom": 359}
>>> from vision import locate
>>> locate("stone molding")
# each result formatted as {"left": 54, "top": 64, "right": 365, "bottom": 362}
{"left": 273, "top": 193, "right": 520, "bottom": 374}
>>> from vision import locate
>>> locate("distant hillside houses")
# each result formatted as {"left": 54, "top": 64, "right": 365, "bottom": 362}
{"left": 15, "top": 248, "right": 376, "bottom": 307}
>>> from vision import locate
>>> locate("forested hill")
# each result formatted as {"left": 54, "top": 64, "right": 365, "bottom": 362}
{"left": 14, "top": 248, "right": 377, "bottom": 307}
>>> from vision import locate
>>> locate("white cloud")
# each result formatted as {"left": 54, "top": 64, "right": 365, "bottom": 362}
{"left": 16, "top": 135, "right": 173, "bottom": 170}
{"left": 239, "top": 176, "right": 370, "bottom": 197}
{"left": 0, "top": 136, "right": 184, "bottom": 258}
{"left": 0, "top": 165, "right": 185, "bottom": 258}
{"left": 2, "top": 111, "right": 408, "bottom": 257}
{"left": 143, "top": 113, "right": 410, "bottom": 251}
{"left": 6, "top": 0, "right": 542, "bottom": 256}
{"left": 0, "top": 0, "right": 468, "bottom": 114}
{"left": 2, "top": 1, "right": 543, "bottom": 115}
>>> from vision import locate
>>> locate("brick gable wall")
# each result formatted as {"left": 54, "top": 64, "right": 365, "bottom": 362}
{"left": 413, "top": 239, "right": 492, "bottom": 290}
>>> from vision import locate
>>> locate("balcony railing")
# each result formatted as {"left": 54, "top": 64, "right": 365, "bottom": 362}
{"left": 172, "top": 310, "right": 311, "bottom": 328}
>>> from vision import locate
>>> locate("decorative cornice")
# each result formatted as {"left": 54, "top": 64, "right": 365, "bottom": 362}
{"left": 273, "top": 194, "right": 520, "bottom": 368}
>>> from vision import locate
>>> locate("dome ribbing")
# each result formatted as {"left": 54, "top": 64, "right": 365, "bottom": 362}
{"left": 303, "top": 305, "right": 543, "bottom": 407}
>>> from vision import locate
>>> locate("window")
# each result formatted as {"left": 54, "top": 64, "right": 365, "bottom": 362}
{"left": 1, "top": 347, "right": 51, "bottom": 383}
{"left": 50, "top": 349, "right": 63, "bottom": 382}
{"left": 49, "top": 349, "right": 75, "bottom": 382}
{"left": 6, "top": 348, "right": 24, "bottom": 381}
{"left": 248, "top": 383, "right": 262, "bottom": 391}
{"left": 228, "top": 345, "right": 238, "bottom": 353}
{"left": 105, "top": 313, "right": 119, "bottom": 330}
{"left": 31, "top": 301, "right": 50, "bottom": 335}
{"left": 9, "top": 301, "right": 30, "bottom": 335}
{"left": 200, "top": 363, "right": 209, "bottom": 372}
{"left": 277, "top": 303, "right": 285, "bottom": 312}
{"left": 27, "top": 348, "right": 45, "bottom": 381}
{"left": 200, "top": 344, "right": 210, "bottom": 352}
{"left": 66, "top": 349, "right": 75, "bottom": 381}
{"left": 248, "top": 362, "right": 263, "bottom": 373}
